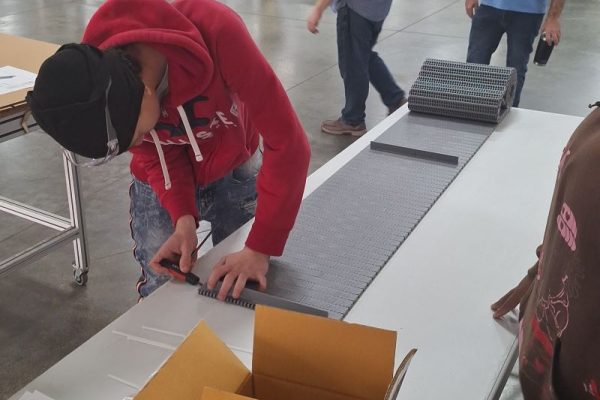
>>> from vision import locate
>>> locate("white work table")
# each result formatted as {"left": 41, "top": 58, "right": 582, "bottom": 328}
{"left": 11, "top": 107, "right": 582, "bottom": 400}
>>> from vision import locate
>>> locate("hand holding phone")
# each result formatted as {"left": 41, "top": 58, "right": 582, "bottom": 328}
{"left": 534, "top": 32, "right": 554, "bottom": 66}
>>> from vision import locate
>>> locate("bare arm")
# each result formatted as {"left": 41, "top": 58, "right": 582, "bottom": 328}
{"left": 465, "top": 0, "right": 479, "bottom": 18}
{"left": 542, "top": 0, "right": 566, "bottom": 45}
{"left": 547, "top": 0, "right": 566, "bottom": 19}
{"left": 307, "top": 0, "right": 333, "bottom": 34}
{"left": 491, "top": 245, "right": 542, "bottom": 319}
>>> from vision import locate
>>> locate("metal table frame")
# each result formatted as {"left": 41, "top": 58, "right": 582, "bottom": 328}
{"left": 0, "top": 106, "right": 89, "bottom": 285}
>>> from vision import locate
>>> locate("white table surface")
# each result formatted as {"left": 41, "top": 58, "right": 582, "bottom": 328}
{"left": 11, "top": 107, "right": 583, "bottom": 400}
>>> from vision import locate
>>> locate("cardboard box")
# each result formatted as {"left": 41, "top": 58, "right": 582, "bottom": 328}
{"left": 134, "top": 306, "right": 416, "bottom": 400}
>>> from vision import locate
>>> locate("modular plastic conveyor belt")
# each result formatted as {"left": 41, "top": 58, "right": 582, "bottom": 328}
{"left": 408, "top": 59, "right": 517, "bottom": 123}
{"left": 199, "top": 59, "right": 515, "bottom": 319}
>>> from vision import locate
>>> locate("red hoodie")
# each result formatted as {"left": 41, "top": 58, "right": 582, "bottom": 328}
{"left": 82, "top": 0, "right": 310, "bottom": 256}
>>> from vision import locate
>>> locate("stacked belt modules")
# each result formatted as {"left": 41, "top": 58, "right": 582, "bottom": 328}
{"left": 408, "top": 59, "right": 517, "bottom": 123}
{"left": 200, "top": 60, "right": 515, "bottom": 319}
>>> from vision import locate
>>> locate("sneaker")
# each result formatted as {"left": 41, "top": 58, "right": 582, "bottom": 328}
{"left": 321, "top": 118, "right": 367, "bottom": 137}
{"left": 387, "top": 97, "right": 408, "bottom": 116}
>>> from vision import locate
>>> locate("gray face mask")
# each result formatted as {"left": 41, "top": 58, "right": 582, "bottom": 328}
{"left": 156, "top": 65, "right": 169, "bottom": 100}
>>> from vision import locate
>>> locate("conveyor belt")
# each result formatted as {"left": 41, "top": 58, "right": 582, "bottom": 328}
{"left": 264, "top": 113, "right": 494, "bottom": 319}
{"left": 199, "top": 60, "right": 514, "bottom": 319}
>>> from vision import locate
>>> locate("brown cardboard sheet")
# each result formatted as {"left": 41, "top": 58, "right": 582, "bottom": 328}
{"left": 0, "top": 33, "right": 57, "bottom": 115}
{"left": 253, "top": 374, "right": 366, "bottom": 400}
{"left": 202, "top": 387, "right": 255, "bottom": 400}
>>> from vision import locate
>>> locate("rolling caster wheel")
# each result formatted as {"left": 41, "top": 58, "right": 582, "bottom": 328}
{"left": 74, "top": 269, "right": 88, "bottom": 286}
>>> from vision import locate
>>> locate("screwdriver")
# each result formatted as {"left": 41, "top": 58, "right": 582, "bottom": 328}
{"left": 159, "top": 230, "right": 212, "bottom": 286}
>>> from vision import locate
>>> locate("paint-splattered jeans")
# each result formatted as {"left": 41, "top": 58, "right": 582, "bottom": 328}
{"left": 129, "top": 151, "right": 261, "bottom": 297}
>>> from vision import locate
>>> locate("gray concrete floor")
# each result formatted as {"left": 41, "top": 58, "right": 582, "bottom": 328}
{"left": 0, "top": 0, "right": 598, "bottom": 399}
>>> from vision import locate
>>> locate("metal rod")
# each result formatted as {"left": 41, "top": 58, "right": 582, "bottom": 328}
{"left": 0, "top": 195, "right": 71, "bottom": 231}
{"left": 0, "top": 121, "right": 90, "bottom": 282}
{"left": 487, "top": 338, "right": 519, "bottom": 400}
{"left": 63, "top": 152, "right": 89, "bottom": 274}
{"left": 0, "top": 227, "right": 80, "bottom": 276}
{"left": 0, "top": 113, "right": 36, "bottom": 144}
{"left": 0, "top": 129, "right": 26, "bottom": 144}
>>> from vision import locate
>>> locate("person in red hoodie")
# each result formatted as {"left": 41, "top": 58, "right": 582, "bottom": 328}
{"left": 26, "top": 0, "right": 311, "bottom": 300}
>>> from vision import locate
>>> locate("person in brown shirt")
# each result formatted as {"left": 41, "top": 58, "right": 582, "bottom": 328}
{"left": 493, "top": 105, "right": 600, "bottom": 399}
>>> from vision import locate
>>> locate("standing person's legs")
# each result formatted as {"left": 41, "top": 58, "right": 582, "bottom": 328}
{"left": 466, "top": 5, "right": 506, "bottom": 65}
{"left": 505, "top": 11, "right": 544, "bottom": 107}
{"left": 368, "top": 21, "right": 405, "bottom": 113}
{"left": 129, "top": 179, "right": 175, "bottom": 298}
{"left": 322, "top": 6, "right": 380, "bottom": 136}
{"left": 335, "top": 6, "right": 378, "bottom": 126}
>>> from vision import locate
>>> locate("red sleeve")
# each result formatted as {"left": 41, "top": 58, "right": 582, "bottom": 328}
{"left": 130, "top": 142, "right": 198, "bottom": 226}
{"left": 215, "top": 10, "right": 310, "bottom": 256}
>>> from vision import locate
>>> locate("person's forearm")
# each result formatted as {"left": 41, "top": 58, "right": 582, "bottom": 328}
{"left": 314, "top": 0, "right": 332, "bottom": 13}
{"left": 547, "top": 0, "right": 565, "bottom": 19}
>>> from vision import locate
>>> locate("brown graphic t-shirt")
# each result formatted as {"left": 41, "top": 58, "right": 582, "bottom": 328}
{"left": 518, "top": 108, "right": 600, "bottom": 399}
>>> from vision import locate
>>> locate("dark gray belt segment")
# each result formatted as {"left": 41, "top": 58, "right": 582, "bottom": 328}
{"left": 370, "top": 142, "right": 458, "bottom": 165}
{"left": 246, "top": 113, "right": 495, "bottom": 320}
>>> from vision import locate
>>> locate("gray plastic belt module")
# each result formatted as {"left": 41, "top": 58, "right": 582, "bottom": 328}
{"left": 408, "top": 59, "right": 517, "bottom": 123}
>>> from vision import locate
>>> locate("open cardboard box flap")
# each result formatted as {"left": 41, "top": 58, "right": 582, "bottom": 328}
{"left": 134, "top": 320, "right": 250, "bottom": 400}
{"left": 202, "top": 387, "right": 254, "bottom": 400}
{"left": 135, "top": 306, "right": 410, "bottom": 400}
{"left": 252, "top": 306, "right": 395, "bottom": 400}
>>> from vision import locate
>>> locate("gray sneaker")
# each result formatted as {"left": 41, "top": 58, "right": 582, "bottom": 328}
{"left": 321, "top": 118, "right": 367, "bottom": 137}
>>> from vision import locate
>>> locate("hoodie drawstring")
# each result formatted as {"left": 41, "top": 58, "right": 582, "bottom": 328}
{"left": 177, "top": 105, "right": 203, "bottom": 162}
{"left": 149, "top": 129, "right": 172, "bottom": 190}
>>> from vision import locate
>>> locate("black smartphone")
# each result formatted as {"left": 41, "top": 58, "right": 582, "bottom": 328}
{"left": 534, "top": 32, "right": 554, "bottom": 66}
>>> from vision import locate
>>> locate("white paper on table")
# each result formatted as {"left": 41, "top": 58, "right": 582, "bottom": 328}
{"left": 0, "top": 65, "right": 37, "bottom": 96}
{"left": 17, "top": 390, "right": 55, "bottom": 400}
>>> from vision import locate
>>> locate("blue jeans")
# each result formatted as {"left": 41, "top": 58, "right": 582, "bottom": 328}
{"left": 466, "top": 5, "right": 544, "bottom": 107}
{"left": 337, "top": 5, "right": 405, "bottom": 125}
{"left": 129, "top": 151, "right": 261, "bottom": 297}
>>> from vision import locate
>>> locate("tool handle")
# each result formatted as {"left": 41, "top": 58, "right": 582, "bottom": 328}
{"left": 159, "top": 259, "right": 200, "bottom": 286}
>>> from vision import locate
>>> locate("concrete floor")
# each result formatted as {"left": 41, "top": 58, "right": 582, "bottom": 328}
{"left": 1, "top": 0, "right": 599, "bottom": 398}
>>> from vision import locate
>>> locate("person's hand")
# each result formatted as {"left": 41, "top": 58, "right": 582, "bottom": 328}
{"left": 491, "top": 273, "right": 536, "bottom": 319}
{"left": 149, "top": 215, "right": 198, "bottom": 275}
{"left": 465, "top": 0, "right": 479, "bottom": 18}
{"left": 541, "top": 17, "right": 561, "bottom": 46}
{"left": 207, "top": 247, "right": 269, "bottom": 300}
{"left": 307, "top": 6, "right": 323, "bottom": 34}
